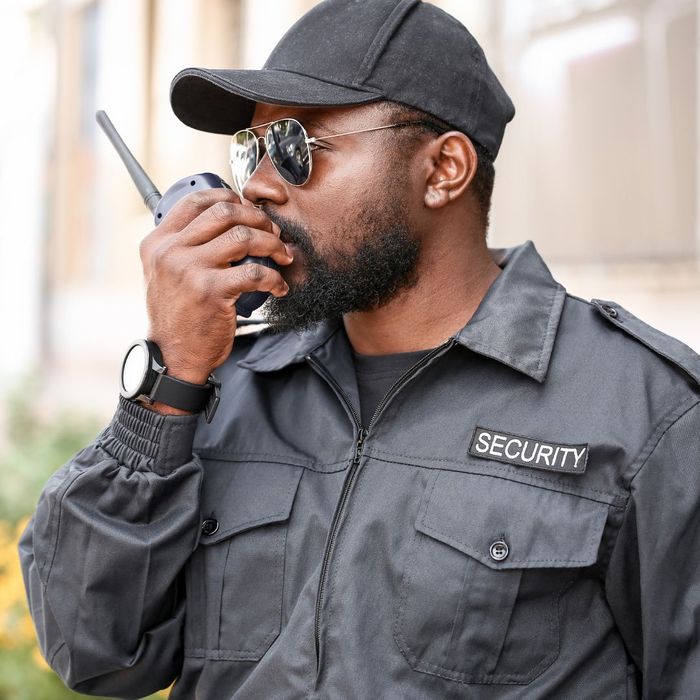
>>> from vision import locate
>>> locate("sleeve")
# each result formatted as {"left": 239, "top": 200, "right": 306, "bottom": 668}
{"left": 18, "top": 396, "right": 203, "bottom": 698}
{"left": 605, "top": 398, "right": 700, "bottom": 697}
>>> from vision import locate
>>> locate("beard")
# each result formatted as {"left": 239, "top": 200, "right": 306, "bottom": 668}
{"left": 261, "top": 202, "right": 421, "bottom": 333}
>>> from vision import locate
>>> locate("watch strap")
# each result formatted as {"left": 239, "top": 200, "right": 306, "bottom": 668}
{"left": 150, "top": 372, "right": 221, "bottom": 423}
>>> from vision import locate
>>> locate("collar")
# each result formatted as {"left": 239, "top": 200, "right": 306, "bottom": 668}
{"left": 236, "top": 319, "right": 341, "bottom": 372}
{"left": 238, "top": 240, "right": 566, "bottom": 383}
{"left": 453, "top": 241, "right": 566, "bottom": 382}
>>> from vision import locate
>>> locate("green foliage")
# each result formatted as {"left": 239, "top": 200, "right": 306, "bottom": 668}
{"left": 0, "top": 378, "right": 101, "bottom": 525}
{"left": 0, "top": 646, "right": 115, "bottom": 700}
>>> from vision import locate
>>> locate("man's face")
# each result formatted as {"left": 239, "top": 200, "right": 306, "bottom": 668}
{"left": 240, "top": 103, "right": 425, "bottom": 332}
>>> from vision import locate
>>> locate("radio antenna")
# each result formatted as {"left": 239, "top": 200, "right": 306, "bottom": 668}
{"left": 95, "top": 110, "right": 162, "bottom": 213}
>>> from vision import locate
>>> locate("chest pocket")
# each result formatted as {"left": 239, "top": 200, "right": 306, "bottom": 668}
{"left": 184, "top": 460, "right": 303, "bottom": 660}
{"left": 393, "top": 469, "right": 608, "bottom": 686}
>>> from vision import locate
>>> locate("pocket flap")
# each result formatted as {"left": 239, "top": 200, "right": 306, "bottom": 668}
{"left": 198, "top": 460, "right": 303, "bottom": 545}
{"left": 416, "top": 471, "right": 608, "bottom": 569}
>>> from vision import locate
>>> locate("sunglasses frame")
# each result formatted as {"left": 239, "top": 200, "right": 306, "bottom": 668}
{"left": 229, "top": 117, "right": 446, "bottom": 194}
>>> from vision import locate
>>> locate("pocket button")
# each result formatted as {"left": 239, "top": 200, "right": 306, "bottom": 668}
{"left": 201, "top": 518, "right": 219, "bottom": 536}
{"left": 489, "top": 539, "right": 509, "bottom": 562}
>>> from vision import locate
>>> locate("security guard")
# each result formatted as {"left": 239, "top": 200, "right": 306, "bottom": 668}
{"left": 19, "top": 1, "right": 700, "bottom": 698}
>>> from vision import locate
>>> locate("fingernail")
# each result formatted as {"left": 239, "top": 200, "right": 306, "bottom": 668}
{"left": 284, "top": 244, "right": 294, "bottom": 259}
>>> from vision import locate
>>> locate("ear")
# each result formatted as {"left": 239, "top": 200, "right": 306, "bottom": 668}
{"left": 423, "top": 132, "right": 478, "bottom": 209}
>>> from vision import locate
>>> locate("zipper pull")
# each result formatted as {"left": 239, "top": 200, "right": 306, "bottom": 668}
{"left": 353, "top": 428, "right": 368, "bottom": 465}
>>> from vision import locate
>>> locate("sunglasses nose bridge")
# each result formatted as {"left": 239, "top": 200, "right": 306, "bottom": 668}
{"left": 253, "top": 131, "right": 276, "bottom": 173}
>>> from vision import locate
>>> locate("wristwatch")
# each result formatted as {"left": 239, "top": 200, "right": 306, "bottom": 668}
{"left": 119, "top": 339, "right": 221, "bottom": 423}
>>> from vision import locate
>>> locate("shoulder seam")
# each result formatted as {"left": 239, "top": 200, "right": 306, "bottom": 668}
{"left": 590, "top": 299, "right": 700, "bottom": 388}
{"left": 628, "top": 396, "right": 700, "bottom": 486}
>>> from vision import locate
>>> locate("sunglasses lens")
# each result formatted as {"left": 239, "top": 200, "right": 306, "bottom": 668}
{"left": 230, "top": 130, "right": 259, "bottom": 196}
{"left": 265, "top": 119, "right": 311, "bottom": 186}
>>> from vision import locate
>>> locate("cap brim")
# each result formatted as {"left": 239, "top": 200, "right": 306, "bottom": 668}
{"left": 170, "top": 67, "right": 383, "bottom": 134}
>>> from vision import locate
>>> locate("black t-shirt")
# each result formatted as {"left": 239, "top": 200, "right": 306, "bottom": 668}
{"left": 351, "top": 347, "right": 436, "bottom": 428}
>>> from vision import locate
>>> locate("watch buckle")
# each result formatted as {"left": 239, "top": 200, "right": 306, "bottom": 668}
{"left": 204, "top": 374, "right": 221, "bottom": 423}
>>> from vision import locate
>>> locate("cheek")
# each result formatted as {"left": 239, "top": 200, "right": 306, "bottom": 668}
{"left": 297, "top": 185, "right": 371, "bottom": 255}
{"left": 320, "top": 153, "right": 382, "bottom": 209}
{"left": 291, "top": 146, "right": 411, "bottom": 255}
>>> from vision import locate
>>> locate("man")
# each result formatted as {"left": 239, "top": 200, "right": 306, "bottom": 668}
{"left": 19, "top": 0, "right": 700, "bottom": 698}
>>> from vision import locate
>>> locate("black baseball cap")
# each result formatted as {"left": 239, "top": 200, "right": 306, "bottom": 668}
{"left": 170, "top": 0, "right": 515, "bottom": 159}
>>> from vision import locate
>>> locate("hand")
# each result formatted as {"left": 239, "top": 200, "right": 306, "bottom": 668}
{"left": 138, "top": 189, "right": 293, "bottom": 398}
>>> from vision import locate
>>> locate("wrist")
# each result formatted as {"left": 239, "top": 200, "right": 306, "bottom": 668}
{"left": 150, "top": 348, "right": 215, "bottom": 384}
{"left": 151, "top": 339, "right": 215, "bottom": 385}
{"left": 120, "top": 339, "right": 221, "bottom": 422}
{"left": 136, "top": 398, "right": 195, "bottom": 417}
{"left": 160, "top": 366, "right": 212, "bottom": 386}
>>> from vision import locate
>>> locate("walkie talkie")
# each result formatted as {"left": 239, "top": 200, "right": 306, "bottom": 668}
{"left": 95, "top": 110, "right": 277, "bottom": 318}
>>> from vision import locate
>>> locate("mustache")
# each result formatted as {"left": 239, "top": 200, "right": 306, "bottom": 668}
{"left": 261, "top": 207, "right": 311, "bottom": 248}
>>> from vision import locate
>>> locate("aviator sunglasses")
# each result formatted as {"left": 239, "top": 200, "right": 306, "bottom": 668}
{"left": 229, "top": 117, "right": 445, "bottom": 195}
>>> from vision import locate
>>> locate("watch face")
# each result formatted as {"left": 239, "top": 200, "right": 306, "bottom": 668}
{"left": 120, "top": 342, "right": 149, "bottom": 398}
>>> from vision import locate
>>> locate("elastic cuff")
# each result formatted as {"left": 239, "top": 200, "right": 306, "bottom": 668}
{"left": 99, "top": 396, "right": 199, "bottom": 474}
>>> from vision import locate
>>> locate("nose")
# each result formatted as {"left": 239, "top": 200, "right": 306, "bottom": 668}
{"left": 241, "top": 147, "right": 288, "bottom": 207}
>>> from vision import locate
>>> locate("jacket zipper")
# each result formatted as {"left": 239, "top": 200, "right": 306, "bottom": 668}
{"left": 366, "top": 338, "right": 455, "bottom": 429}
{"left": 313, "top": 425, "right": 367, "bottom": 661}
{"left": 306, "top": 337, "right": 455, "bottom": 668}
{"left": 306, "top": 355, "right": 365, "bottom": 664}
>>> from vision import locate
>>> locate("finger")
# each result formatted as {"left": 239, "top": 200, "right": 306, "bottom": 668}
{"left": 176, "top": 200, "right": 278, "bottom": 247}
{"left": 216, "top": 263, "right": 290, "bottom": 299}
{"left": 198, "top": 225, "right": 293, "bottom": 267}
{"left": 157, "top": 187, "right": 241, "bottom": 232}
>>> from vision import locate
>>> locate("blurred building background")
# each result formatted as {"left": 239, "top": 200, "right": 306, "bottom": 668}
{"left": 0, "top": 0, "right": 698, "bottom": 424}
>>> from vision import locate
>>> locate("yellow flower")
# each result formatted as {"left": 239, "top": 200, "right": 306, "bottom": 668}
{"left": 0, "top": 517, "right": 38, "bottom": 648}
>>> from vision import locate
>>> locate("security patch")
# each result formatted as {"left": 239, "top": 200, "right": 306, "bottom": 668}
{"left": 469, "top": 427, "right": 589, "bottom": 475}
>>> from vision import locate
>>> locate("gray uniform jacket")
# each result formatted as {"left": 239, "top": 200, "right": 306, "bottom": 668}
{"left": 19, "top": 242, "right": 700, "bottom": 699}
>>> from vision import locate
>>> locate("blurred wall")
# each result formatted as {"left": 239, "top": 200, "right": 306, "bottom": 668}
{"left": 0, "top": 0, "right": 697, "bottom": 421}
